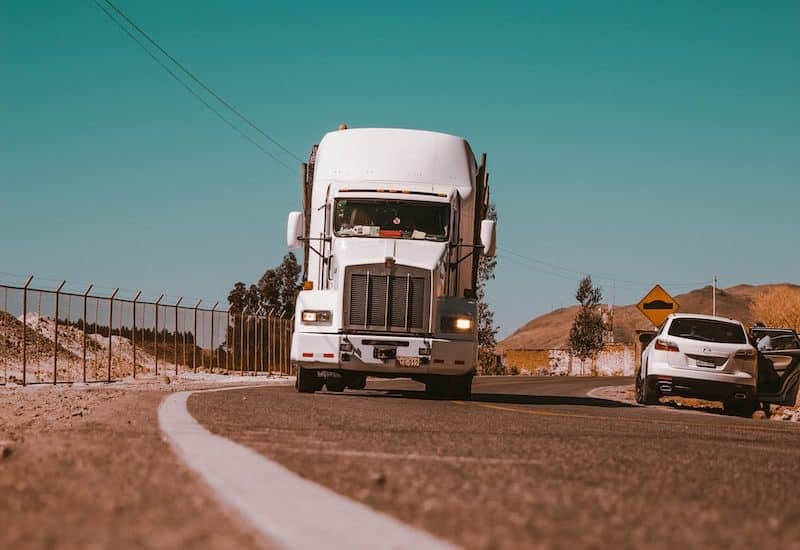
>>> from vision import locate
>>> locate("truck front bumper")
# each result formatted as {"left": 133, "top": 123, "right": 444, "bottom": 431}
{"left": 291, "top": 332, "right": 475, "bottom": 376}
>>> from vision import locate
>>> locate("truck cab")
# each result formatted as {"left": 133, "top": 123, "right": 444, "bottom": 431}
{"left": 286, "top": 127, "right": 495, "bottom": 398}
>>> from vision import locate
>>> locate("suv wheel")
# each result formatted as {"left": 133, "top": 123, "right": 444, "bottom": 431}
{"left": 723, "top": 398, "right": 758, "bottom": 417}
{"left": 635, "top": 369, "right": 659, "bottom": 405}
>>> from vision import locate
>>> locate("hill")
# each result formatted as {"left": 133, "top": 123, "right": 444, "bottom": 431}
{"left": 499, "top": 283, "right": 800, "bottom": 351}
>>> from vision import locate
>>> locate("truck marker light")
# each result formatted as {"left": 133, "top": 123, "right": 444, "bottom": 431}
{"left": 455, "top": 360, "right": 465, "bottom": 365}
{"left": 433, "top": 359, "right": 445, "bottom": 364}
{"left": 323, "top": 353, "right": 335, "bottom": 359}
{"left": 303, "top": 280, "right": 314, "bottom": 290}
{"left": 302, "top": 352, "right": 314, "bottom": 358}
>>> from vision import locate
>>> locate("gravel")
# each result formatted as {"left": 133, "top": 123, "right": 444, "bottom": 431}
{"left": 0, "top": 378, "right": 282, "bottom": 549}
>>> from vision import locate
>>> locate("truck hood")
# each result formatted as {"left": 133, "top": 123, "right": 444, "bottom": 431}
{"left": 331, "top": 238, "right": 447, "bottom": 274}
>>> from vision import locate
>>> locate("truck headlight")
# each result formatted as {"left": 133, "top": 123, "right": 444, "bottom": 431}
{"left": 441, "top": 316, "right": 473, "bottom": 332}
{"left": 455, "top": 318, "right": 472, "bottom": 330}
{"left": 301, "top": 310, "right": 332, "bottom": 324}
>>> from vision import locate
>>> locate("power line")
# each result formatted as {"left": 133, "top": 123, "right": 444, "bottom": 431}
{"left": 92, "top": 0, "right": 298, "bottom": 174}
{"left": 101, "top": 0, "right": 302, "bottom": 164}
{"left": 497, "top": 246, "right": 708, "bottom": 288}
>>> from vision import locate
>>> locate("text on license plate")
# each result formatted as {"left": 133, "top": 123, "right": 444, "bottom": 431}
{"left": 397, "top": 357, "right": 420, "bottom": 368}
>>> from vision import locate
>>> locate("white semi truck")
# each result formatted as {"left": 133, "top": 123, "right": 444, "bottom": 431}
{"left": 286, "top": 127, "right": 495, "bottom": 399}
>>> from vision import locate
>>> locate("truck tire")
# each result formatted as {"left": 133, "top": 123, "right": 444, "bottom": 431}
{"left": 425, "top": 375, "right": 472, "bottom": 400}
{"left": 424, "top": 377, "right": 445, "bottom": 398}
{"left": 296, "top": 367, "right": 323, "bottom": 393}
{"left": 450, "top": 374, "right": 473, "bottom": 400}
{"left": 346, "top": 374, "right": 367, "bottom": 390}
{"left": 325, "top": 378, "right": 346, "bottom": 392}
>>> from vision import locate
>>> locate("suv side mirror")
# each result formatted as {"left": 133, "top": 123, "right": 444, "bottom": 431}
{"left": 287, "top": 211, "right": 304, "bottom": 249}
{"left": 480, "top": 219, "right": 496, "bottom": 257}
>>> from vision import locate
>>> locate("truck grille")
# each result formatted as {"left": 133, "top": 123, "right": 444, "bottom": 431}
{"left": 345, "top": 266, "right": 429, "bottom": 332}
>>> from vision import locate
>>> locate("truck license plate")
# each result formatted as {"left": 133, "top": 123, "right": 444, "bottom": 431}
{"left": 397, "top": 357, "right": 420, "bottom": 368}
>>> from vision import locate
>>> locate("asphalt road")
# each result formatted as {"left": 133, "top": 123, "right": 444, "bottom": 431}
{"left": 189, "top": 376, "right": 800, "bottom": 549}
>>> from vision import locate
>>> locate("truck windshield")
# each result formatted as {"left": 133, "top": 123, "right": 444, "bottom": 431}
{"left": 333, "top": 199, "right": 450, "bottom": 241}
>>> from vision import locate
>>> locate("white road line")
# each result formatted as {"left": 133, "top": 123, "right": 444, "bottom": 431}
{"left": 158, "top": 387, "right": 458, "bottom": 550}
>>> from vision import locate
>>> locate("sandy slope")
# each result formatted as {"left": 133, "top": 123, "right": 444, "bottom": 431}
{"left": 500, "top": 282, "right": 800, "bottom": 350}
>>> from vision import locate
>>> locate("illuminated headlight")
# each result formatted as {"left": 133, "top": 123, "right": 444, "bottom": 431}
{"left": 455, "top": 318, "right": 472, "bottom": 330}
{"left": 441, "top": 316, "right": 473, "bottom": 332}
{"left": 301, "top": 310, "right": 331, "bottom": 324}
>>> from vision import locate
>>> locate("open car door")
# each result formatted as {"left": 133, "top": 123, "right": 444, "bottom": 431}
{"left": 753, "top": 328, "right": 800, "bottom": 406}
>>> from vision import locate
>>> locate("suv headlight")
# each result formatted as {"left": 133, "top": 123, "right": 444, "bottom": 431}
{"left": 301, "top": 310, "right": 332, "bottom": 324}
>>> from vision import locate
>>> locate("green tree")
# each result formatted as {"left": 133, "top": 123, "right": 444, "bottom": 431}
{"left": 477, "top": 202, "right": 500, "bottom": 374}
{"left": 228, "top": 252, "right": 302, "bottom": 316}
{"left": 568, "top": 276, "right": 606, "bottom": 362}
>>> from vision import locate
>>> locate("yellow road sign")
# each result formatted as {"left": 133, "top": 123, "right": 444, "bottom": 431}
{"left": 637, "top": 284, "right": 680, "bottom": 327}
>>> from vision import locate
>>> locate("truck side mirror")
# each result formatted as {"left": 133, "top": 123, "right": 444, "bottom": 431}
{"left": 480, "top": 219, "right": 496, "bottom": 257}
{"left": 287, "top": 211, "right": 304, "bottom": 249}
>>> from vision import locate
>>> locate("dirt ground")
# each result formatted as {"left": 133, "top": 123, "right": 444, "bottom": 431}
{"left": 0, "top": 379, "right": 273, "bottom": 549}
{"left": 592, "top": 384, "right": 800, "bottom": 421}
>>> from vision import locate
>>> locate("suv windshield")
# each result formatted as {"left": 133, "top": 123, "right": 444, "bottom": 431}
{"left": 668, "top": 318, "right": 747, "bottom": 344}
{"left": 333, "top": 199, "right": 450, "bottom": 241}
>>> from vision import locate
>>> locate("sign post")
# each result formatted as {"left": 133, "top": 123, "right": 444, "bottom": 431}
{"left": 636, "top": 285, "right": 680, "bottom": 328}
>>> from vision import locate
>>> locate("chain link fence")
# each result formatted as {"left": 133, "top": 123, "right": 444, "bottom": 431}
{"left": 0, "top": 276, "right": 293, "bottom": 385}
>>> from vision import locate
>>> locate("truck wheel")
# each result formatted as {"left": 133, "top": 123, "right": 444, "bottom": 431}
{"left": 450, "top": 374, "right": 473, "bottom": 400}
{"left": 296, "top": 367, "right": 323, "bottom": 393}
{"left": 424, "top": 377, "right": 446, "bottom": 398}
{"left": 346, "top": 374, "right": 367, "bottom": 390}
{"left": 425, "top": 375, "right": 472, "bottom": 400}
{"left": 325, "top": 378, "right": 346, "bottom": 392}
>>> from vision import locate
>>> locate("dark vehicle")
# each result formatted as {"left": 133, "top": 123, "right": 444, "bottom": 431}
{"left": 750, "top": 326, "right": 800, "bottom": 407}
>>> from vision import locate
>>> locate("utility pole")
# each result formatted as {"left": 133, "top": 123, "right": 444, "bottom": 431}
{"left": 712, "top": 275, "right": 717, "bottom": 316}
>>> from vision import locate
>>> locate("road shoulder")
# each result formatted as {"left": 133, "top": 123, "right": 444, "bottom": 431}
{"left": 160, "top": 385, "right": 456, "bottom": 550}
{"left": 0, "top": 381, "right": 273, "bottom": 549}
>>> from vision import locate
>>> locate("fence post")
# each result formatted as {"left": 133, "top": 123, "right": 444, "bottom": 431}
{"left": 288, "top": 314, "right": 294, "bottom": 375}
{"left": 240, "top": 308, "right": 246, "bottom": 376}
{"left": 2, "top": 286, "right": 7, "bottom": 384}
{"left": 21, "top": 275, "right": 33, "bottom": 386}
{"left": 210, "top": 302, "right": 219, "bottom": 372}
{"left": 279, "top": 311, "right": 286, "bottom": 376}
{"left": 267, "top": 309, "right": 275, "bottom": 376}
{"left": 107, "top": 288, "right": 119, "bottom": 383}
{"left": 193, "top": 300, "right": 201, "bottom": 372}
{"left": 82, "top": 284, "right": 93, "bottom": 383}
{"left": 53, "top": 280, "right": 65, "bottom": 385}
{"left": 226, "top": 309, "right": 231, "bottom": 372}
{"left": 132, "top": 291, "right": 141, "bottom": 378}
{"left": 174, "top": 297, "right": 182, "bottom": 376}
{"left": 253, "top": 314, "right": 259, "bottom": 374}
{"left": 154, "top": 294, "right": 164, "bottom": 376}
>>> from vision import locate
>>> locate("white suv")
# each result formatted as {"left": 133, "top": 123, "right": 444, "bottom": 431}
{"left": 636, "top": 314, "right": 758, "bottom": 416}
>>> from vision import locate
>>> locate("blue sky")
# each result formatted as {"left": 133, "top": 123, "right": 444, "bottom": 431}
{"left": 2, "top": 1, "right": 798, "bottom": 337}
